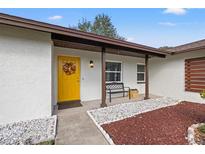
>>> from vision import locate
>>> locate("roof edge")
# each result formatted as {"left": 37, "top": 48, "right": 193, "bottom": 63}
{"left": 0, "top": 13, "right": 166, "bottom": 57}
{"left": 167, "top": 39, "right": 205, "bottom": 54}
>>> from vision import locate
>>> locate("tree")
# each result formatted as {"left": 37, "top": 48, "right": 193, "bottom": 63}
{"left": 77, "top": 18, "right": 92, "bottom": 32}
{"left": 158, "top": 46, "right": 173, "bottom": 51}
{"left": 91, "top": 14, "right": 118, "bottom": 38}
{"left": 73, "top": 14, "right": 125, "bottom": 40}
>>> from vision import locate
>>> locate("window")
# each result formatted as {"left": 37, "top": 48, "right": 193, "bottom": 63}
{"left": 185, "top": 57, "right": 205, "bottom": 92}
{"left": 137, "top": 64, "right": 145, "bottom": 83}
{"left": 106, "top": 61, "right": 122, "bottom": 82}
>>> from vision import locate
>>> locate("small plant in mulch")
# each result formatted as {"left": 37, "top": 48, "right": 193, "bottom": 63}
{"left": 198, "top": 125, "right": 205, "bottom": 134}
{"left": 36, "top": 140, "right": 55, "bottom": 145}
{"left": 195, "top": 124, "right": 205, "bottom": 145}
{"left": 200, "top": 90, "right": 205, "bottom": 99}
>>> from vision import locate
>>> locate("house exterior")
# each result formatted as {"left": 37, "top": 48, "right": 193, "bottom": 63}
{"left": 150, "top": 41, "right": 205, "bottom": 103}
{"left": 0, "top": 13, "right": 204, "bottom": 125}
{"left": 150, "top": 47, "right": 205, "bottom": 103}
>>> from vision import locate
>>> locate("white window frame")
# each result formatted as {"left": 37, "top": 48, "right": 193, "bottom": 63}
{"left": 106, "top": 60, "right": 122, "bottom": 83}
{"left": 137, "top": 63, "right": 145, "bottom": 83}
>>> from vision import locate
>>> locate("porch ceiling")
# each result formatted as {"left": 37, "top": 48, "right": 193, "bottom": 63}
{"left": 53, "top": 39, "right": 150, "bottom": 58}
{"left": 52, "top": 34, "right": 166, "bottom": 58}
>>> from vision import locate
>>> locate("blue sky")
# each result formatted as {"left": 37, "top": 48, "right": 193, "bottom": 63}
{"left": 1, "top": 8, "right": 205, "bottom": 48}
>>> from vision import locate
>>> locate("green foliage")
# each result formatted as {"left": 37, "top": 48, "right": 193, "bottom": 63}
{"left": 73, "top": 14, "right": 125, "bottom": 40}
{"left": 198, "top": 125, "right": 205, "bottom": 134}
{"left": 200, "top": 89, "right": 205, "bottom": 99}
{"left": 37, "top": 140, "right": 55, "bottom": 145}
{"left": 77, "top": 18, "right": 92, "bottom": 33}
{"left": 158, "top": 46, "right": 173, "bottom": 51}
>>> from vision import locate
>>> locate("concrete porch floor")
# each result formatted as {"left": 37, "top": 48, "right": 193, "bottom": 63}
{"left": 55, "top": 94, "right": 160, "bottom": 145}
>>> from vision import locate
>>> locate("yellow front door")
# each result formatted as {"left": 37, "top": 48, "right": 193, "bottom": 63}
{"left": 58, "top": 56, "right": 80, "bottom": 102}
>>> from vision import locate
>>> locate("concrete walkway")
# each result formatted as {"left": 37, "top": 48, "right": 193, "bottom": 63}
{"left": 55, "top": 101, "right": 108, "bottom": 144}
{"left": 55, "top": 94, "right": 159, "bottom": 144}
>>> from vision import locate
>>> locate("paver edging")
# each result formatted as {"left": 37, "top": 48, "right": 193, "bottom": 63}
{"left": 87, "top": 110, "right": 114, "bottom": 145}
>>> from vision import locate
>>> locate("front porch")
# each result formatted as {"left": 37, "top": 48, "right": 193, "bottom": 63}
{"left": 55, "top": 94, "right": 159, "bottom": 144}
{"left": 52, "top": 32, "right": 166, "bottom": 108}
{"left": 51, "top": 23, "right": 167, "bottom": 144}
{"left": 49, "top": 22, "right": 168, "bottom": 144}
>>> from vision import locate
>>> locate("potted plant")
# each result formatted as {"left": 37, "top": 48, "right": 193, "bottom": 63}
{"left": 200, "top": 89, "right": 205, "bottom": 99}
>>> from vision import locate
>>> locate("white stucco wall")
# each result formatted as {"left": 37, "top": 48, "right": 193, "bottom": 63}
{"left": 150, "top": 50, "right": 205, "bottom": 103}
{"left": 54, "top": 47, "right": 145, "bottom": 102}
{"left": 0, "top": 24, "right": 52, "bottom": 124}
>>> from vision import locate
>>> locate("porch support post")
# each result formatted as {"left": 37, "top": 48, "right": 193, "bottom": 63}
{"left": 101, "top": 47, "right": 107, "bottom": 107}
{"left": 144, "top": 54, "right": 150, "bottom": 100}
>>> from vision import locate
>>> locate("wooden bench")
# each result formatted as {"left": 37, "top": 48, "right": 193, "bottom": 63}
{"left": 106, "top": 82, "right": 130, "bottom": 102}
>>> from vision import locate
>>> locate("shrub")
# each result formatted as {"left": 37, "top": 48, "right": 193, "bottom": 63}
{"left": 198, "top": 125, "right": 205, "bottom": 134}
{"left": 37, "top": 140, "right": 55, "bottom": 145}
{"left": 200, "top": 90, "right": 205, "bottom": 99}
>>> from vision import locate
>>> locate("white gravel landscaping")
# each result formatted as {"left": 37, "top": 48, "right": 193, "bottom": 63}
{"left": 0, "top": 115, "right": 57, "bottom": 145}
{"left": 88, "top": 97, "right": 181, "bottom": 125}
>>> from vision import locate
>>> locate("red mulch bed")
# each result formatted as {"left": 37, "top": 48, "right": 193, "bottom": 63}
{"left": 101, "top": 102, "right": 205, "bottom": 145}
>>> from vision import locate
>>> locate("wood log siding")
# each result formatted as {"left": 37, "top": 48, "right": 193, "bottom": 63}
{"left": 185, "top": 57, "right": 205, "bottom": 92}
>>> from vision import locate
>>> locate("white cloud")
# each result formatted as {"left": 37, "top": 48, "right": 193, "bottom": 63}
{"left": 159, "top": 22, "right": 176, "bottom": 26}
{"left": 48, "top": 15, "right": 63, "bottom": 20}
{"left": 163, "top": 8, "right": 187, "bottom": 15}
{"left": 127, "top": 37, "right": 135, "bottom": 42}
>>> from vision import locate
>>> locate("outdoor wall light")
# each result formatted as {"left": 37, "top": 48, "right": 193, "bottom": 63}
{"left": 90, "top": 60, "right": 94, "bottom": 68}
